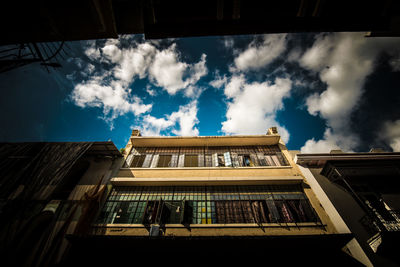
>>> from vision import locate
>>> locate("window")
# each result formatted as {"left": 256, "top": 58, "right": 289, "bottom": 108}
{"left": 217, "top": 154, "right": 225, "bottom": 166}
{"left": 157, "top": 155, "right": 172, "bottom": 167}
{"left": 184, "top": 154, "right": 198, "bottom": 167}
{"left": 97, "top": 185, "right": 320, "bottom": 225}
{"left": 126, "top": 145, "right": 289, "bottom": 168}
{"left": 205, "top": 154, "right": 212, "bottom": 167}
{"left": 242, "top": 155, "right": 252, "bottom": 166}
{"left": 130, "top": 155, "right": 146, "bottom": 167}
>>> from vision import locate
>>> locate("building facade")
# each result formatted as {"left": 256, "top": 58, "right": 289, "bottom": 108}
{"left": 296, "top": 150, "right": 400, "bottom": 267}
{"left": 64, "top": 128, "right": 362, "bottom": 265}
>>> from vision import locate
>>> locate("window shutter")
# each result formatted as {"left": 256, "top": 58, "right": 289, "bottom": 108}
{"left": 250, "top": 154, "right": 259, "bottom": 166}
{"left": 212, "top": 153, "right": 218, "bottom": 167}
{"left": 205, "top": 154, "right": 212, "bottom": 167}
{"left": 271, "top": 155, "right": 281, "bottom": 166}
{"left": 142, "top": 154, "right": 153, "bottom": 168}
{"left": 265, "top": 155, "right": 274, "bottom": 166}
{"left": 170, "top": 154, "right": 178, "bottom": 167}
{"left": 125, "top": 154, "right": 134, "bottom": 167}
{"left": 231, "top": 153, "right": 240, "bottom": 167}
{"left": 256, "top": 153, "right": 266, "bottom": 166}
{"left": 150, "top": 154, "right": 159, "bottom": 168}
{"left": 265, "top": 200, "right": 281, "bottom": 222}
{"left": 224, "top": 152, "right": 232, "bottom": 167}
{"left": 277, "top": 152, "right": 288, "bottom": 166}
{"left": 178, "top": 154, "right": 185, "bottom": 167}
{"left": 237, "top": 155, "right": 244, "bottom": 167}
{"left": 198, "top": 154, "right": 204, "bottom": 167}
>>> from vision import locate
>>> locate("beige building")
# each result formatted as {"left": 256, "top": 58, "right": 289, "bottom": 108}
{"left": 63, "top": 128, "right": 364, "bottom": 265}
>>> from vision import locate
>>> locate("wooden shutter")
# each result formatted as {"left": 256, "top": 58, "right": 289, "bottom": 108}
{"left": 212, "top": 153, "right": 218, "bottom": 167}
{"left": 256, "top": 153, "right": 266, "bottom": 166}
{"left": 142, "top": 154, "right": 153, "bottom": 167}
{"left": 224, "top": 152, "right": 232, "bottom": 167}
{"left": 271, "top": 155, "right": 281, "bottom": 166}
{"left": 231, "top": 153, "right": 240, "bottom": 167}
{"left": 150, "top": 154, "right": 159, "bottom": 168}
{"left": 265, "top": 155, "right": 274, "bottom": 166}
{"left": 170, "top": 154, "right": 178, "bottom": 167}
{"left": 198, "top": 154, "right": 204, "bottom": 167}
{"left": 237, "top": 155, "right": 244, "bottom": 167}
{"left": 250, "top": 154, "right": 259, "bottom": 166}
{"left": 124, "top": 154, "right": 133, "bottom": 167}
{"left": 178, "top": 154, "right": 185, "bottom": 167}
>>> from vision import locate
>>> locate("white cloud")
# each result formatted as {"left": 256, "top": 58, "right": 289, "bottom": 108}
{"left": 71, "top": 77, "right": 152, "bottom": 117}
{"left": 101, "top": 39, "right": 122, "bottom": 63}
{"left": 300, "top": 128, "right": 358, "bottom": 153}
{"left": 149, "top": 45, "right": 207, "bottom": 96}
{"left": 298, "top": 32, "right": 400, "bottom": 152}
{"left": 70, "top": 37, "right": 208, "bottom": 129}
{"left": 382, "top": 120, "right": 400, "bottom": 151}
{"left": 140, "top": 101, "right": 199, "bottom": 136}
{"left": 233, "top": 34, "right": 287, "bottom": 71}
{"left": 209, "top": 71, "right": 228, "bottom": 89}
{"left": 84, "top": 41, "right": 101, "bottom": 61}
{"left": 389, "top": 54, "right": 400, "bottom": 72}
{"left": 170, "top": 101, "right": 200, "bottom": 136}
{"left": 114, "top": 42, "right": 157, "bottom": 85}
{"left": 221, "top": 76, "right": 292, "bottom": 143}
{"left": 146, "top": 85, "right": 157, "bottom": 96}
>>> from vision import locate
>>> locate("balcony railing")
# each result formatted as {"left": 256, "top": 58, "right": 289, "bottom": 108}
{"left": 360, "top": 210, "right": 400, "bottom": 235}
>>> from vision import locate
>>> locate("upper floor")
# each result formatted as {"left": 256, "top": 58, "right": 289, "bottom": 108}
{"left": 122, "top": 127, "right": 294, "bottom": 170}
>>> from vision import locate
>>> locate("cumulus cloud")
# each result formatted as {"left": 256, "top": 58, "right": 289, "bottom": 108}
{"left": 221, "top": 76, "right": 292, "bottom": 143}
{"left": 209, "top": 71, "right": 228, "bottom": 89}
{"left": 71, "top": 74, "right": 152, "bottom": 129}
{"left": 233, "top": 34, "right": 287, "bottom": 71}
{"left": 149, "top": 47, "right": 207, "bottom": 95}
{"left": 299, "top": 32, "right": 400, "bottom": 152}
{"left": 382, "top": 120, "right": 400, "bottom": 151}
{"left": 389, "top": 54, "right": 400, "bottom": 72}
{"left": 70, "top": 37, "right": 208, "bottom": 129}
{"left": 300, "top": 128, "right": 358, "bottom": 153}
{"left": 84, "top": 41, "right": 101, "bottom": 61}
{"left": 140, "top": 101, "right": 199, "bottom": 136}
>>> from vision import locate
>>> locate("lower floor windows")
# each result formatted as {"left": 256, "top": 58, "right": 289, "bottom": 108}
{"left": 97, "top": 185, "right": 320, "bottom": 225}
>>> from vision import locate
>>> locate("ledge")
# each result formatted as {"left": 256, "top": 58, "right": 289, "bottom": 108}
{"left": 120, "top": 166, "right": 293, "bottom": 170}
{"left": 110, "top": 176, "right": 303, "bottom": 186}
{"left": 92, "top": 222, "right": 325, "bottom": 228}
{"left": 130, "top": 134, "right": 280, "bottom": 147}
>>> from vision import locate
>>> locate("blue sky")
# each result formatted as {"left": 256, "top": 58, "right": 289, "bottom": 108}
{"left": 1, "top": 33, "right": 400, "bottom": 152}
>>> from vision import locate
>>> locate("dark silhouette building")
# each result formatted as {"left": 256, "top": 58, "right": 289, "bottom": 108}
{"left": 296, "top": 150, "right": 400, "bottom": 266}
{"left": 0, "top": 142, "right": 122, "bottom": 267}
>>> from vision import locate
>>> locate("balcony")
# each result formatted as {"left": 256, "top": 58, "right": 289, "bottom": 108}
{"left": 360, "top": 210, "right": 400, "bottom": 258}
{"left": 360, "top": 210, "right": 400, "bottom": 235}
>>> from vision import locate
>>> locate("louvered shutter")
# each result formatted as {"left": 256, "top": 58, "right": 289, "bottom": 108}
{"left": 150, "top": 154, "right": 159, "bottom": 168}
{"left": 271, "top": 155, "right": 281, "bottom": 166}
{"left": 231, "top": 152, "right": 240, "bottom": 167}
{"left": 250, "top": 154, "right": 259, "bottom": 166}
{"left": 256, "top": 153, "right": 266, "bottom": 166}
{"left": 125, "top": 154, "right": 134, "bottom": 167}
{"left": 142, "top": 154, "right": 153, "bottom": 167}
{"left": 170, "top": 154, "right": 178, "bottom": 167}
{"left": 212, "top": 153, "right": 218, "bottom": 167}
{"left": 224, "top": 152, "right": 232, "bottom": 167}
{"left": 265, "top": 155, "right": 274, "bottom": 166}
{"left": 178, "top": 154, "right": 185, "bottom": 167}
{"left": 198, "top": 154, "right": 204, "bottom": 167}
